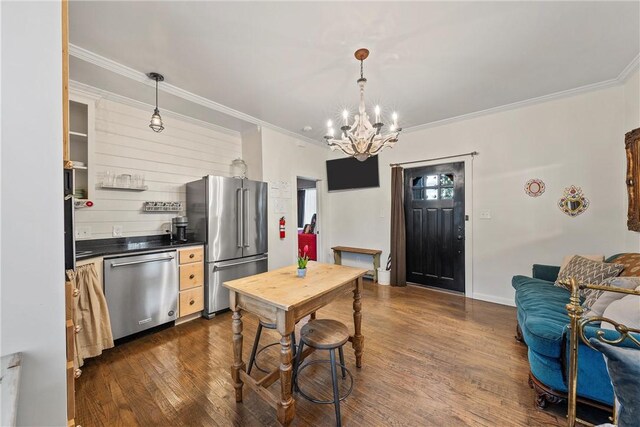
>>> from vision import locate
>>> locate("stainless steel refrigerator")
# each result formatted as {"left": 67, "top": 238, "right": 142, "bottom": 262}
{"left": 186, "top": 176, "right": 268, "bottom": 318}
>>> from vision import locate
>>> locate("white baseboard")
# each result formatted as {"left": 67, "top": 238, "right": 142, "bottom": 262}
{"left": 472, "top": 293, "right": 516, "bottom": 307}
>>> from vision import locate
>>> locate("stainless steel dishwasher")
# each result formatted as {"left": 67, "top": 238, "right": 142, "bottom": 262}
{"left": 104, "top": 251, "right": 178, "bottom": 340}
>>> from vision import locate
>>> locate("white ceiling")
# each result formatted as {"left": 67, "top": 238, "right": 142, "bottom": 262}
{"left": 69, "top": 1, "right": 639, "bottom": 141}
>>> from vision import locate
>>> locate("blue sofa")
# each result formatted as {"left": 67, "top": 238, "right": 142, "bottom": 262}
{"left": 512, "top": 256, "right": 636, "bottom": 410}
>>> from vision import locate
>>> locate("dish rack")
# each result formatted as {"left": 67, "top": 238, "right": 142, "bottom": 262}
{"left": 143, "top": 201, "right": 183, "bottom": 212}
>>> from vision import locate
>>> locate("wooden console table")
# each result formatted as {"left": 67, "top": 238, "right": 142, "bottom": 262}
{"left": 223, "top": 261, "right": 367, "bottom": 426}
{"left": 332, "top": 246, "right": 382, "bottom": 283}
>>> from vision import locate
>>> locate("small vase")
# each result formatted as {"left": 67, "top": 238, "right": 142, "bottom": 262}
{"left": 297, "top": 268, "right": 307, "bottom": 278}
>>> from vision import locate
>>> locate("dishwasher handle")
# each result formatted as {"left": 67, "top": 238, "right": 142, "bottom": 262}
{"left": 110, "top": 255, "right": 175, "bottom": 268}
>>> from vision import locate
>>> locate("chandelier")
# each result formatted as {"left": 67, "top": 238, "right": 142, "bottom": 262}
{"left": 324, "top": 48, "right": 401, "bottom": 161}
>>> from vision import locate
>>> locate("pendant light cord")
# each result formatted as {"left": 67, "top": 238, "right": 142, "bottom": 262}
{"left": 360, "top": 59, "right": 364, "bottom": 79}
{"left": 155, "top": 77, "right": 159, "bottom": 112}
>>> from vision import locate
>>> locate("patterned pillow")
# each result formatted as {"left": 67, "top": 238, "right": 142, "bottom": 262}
{"left": 609, "top": 253, "right": 640, "bottom": 277}
{"left": 583, "top": 277, "right": 640, "bottom": 314}
{"left": 555, "top": 255, "right": 624, "bottom": 295}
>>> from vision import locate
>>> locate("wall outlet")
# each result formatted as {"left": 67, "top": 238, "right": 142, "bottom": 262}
{"left": 480, "top": 210, "right": 492, "bottom": 220}
{"left": 112, "top": 225, "right": 123, "bottom": 237}
{"left": 75, "top": 226, "right": 91, "bottom": 239}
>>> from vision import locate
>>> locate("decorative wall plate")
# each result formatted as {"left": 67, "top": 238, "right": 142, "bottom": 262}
{"left": 525, "top": 179, "right": 545, "bottom": 197}
{"left": 558, "top": 186, "right": 589, "bottom": 217}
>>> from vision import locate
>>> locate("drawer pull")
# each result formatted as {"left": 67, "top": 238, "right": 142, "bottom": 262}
{"left": 72, "top": 289, "right": 80, "bottom": 297}
{"left": 189, "top": 299, "right": 195, "bottom": 306}
{"left": 74, "top": 368, "right": 82, "bottom": 379}
{"left": 189, "top": 274, "right": 195, "bottom": 279}
{"left": 75, "top": 325, "right": 81, "bottom": 333}
{"left": 189, "top": 253, "right": 195, "bottom": 259}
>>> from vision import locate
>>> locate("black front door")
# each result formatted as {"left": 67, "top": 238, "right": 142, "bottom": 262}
{"left": 404, "top": 162, "right": 465, "bottom": 292}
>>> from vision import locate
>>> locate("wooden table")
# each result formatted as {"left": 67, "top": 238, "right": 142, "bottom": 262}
{"left": 223, "top": 261, "right": 367, "bottom": 426}
{"left": 331, "top": 246, "right": 382, "bottom": 282}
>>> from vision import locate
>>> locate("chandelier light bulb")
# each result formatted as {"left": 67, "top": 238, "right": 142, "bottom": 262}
{"left": 328, "top": 127, "right": 335, "bottom": 137}
{"left": 390, "top": 124, "right": 396, "bottom": 132}
{"left": 392, "top": 112, "right": 398, "bottom": 127}
{"left": 327, "top": 119, "right": 333, "bottom": 128}
{"left": 374, "top": 105, "right": 381, "bottom": 123}
{"left": 342, "top": 109, "right": 349, "bottom": 125}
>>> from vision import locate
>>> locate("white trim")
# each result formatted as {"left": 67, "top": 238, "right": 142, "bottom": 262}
{"left": 69, "top": 80, "right": 242, "bottom": 138}
{"left": 617, "top": 53, "right": 640, "bottom": 82}
{"left": 71, "top": 44, "right": 639, "bottom": 146}
{"left": 69, "top": 44, "right": 320, "bottom": 146}
{"left": 472, "top": 293, "right": 515, "bottom": 307}
{"left": 404, "top": 79, "right": 620, "bottom": 134}
{"left": 401, "top": 153, "right": 474, "bottom": 299}
{"left": 405, "top": 54, "right": 640, "bottom": 135}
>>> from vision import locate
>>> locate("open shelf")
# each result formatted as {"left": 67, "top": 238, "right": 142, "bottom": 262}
{"left": 98, "top": 184, "right": 148, "bottom": 192}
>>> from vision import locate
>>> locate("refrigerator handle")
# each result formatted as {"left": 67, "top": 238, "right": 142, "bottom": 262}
{"left": 236, "top": 188, "right": 243, "bottom": 248}
{"left": 242, "top": 188, "right": 250, "bottom": 248}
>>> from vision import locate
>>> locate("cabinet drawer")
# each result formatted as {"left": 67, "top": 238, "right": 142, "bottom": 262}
{"left": 179, "top": 247, "right": 203, "bottom": 264}
{"left": 179, "top": 287, "right": 204, "bottom": 317}
{"left": 180, "top": 263, "right": 204, "bottom": 290}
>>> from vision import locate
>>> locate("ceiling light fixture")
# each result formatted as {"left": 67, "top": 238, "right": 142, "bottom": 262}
{"left": 324, "top": 48, "right": 401, "bottom": 161}
{"left": 147, "top": 72, "right": 165, "bottom": 133}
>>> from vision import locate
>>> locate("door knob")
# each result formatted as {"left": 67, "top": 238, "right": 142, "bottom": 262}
{"left": 189, "top": 274, "right": 195, "bottom": 279}
{"left": 457, "top": 235, "right": 464, "bottom": 240}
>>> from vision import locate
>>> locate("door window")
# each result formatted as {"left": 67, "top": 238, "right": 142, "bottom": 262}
{"left": 411, "top": 173, "right": 455, "bottom": 200}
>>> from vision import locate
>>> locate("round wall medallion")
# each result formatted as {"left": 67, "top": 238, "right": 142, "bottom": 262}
{"left": 525, "top": 179, "right": 545, "bottom": 197}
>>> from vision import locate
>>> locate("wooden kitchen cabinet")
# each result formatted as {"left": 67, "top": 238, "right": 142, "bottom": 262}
{"left": 177, "top": 246, "right": 205, "bottom": 321}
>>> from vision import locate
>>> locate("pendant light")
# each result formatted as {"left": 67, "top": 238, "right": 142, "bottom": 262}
{"left": 147, "top": 72, "right": 165, "bottom": 133}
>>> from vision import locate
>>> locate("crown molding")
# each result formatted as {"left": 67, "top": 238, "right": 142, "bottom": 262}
{"left": 69, "top": 44, "right": 321, "bottom": 147}
{"left": 69, "top": 80, "right": 242, "bottom": 138}
{"left": 403, "top": 77, "right": 623, "bottom": 134}
{"left": 405, "top": 54, "right": 639, "bottom": 134}
{"left": 71, "top": 43, "right": 639, "bottom": 144}
{"left": 617, "top": 53, "right": 640, "bottom": 82}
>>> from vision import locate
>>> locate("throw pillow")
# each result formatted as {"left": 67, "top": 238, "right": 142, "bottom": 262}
{"left": 601, "top": 290, "right": 640, "bottom": 331}
{"left": 609, "top": 253, "right": 640, "bottom": 277}
{"left": 583, "top": 277, "right": 640, "bottom": 315}
{"left": 589, "top": 339, "right": 640, "bottom": 427}
{"left": 554, "top": 256, "right": 624, "bottom": 295}
{"left": 560, "top": 254, "right": 605, "bottom": 272}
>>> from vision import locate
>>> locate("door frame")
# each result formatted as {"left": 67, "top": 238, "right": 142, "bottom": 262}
{"left": 403, "top": 155, "right": 474, "bottom": 298}
{"left": 295, "top": 175, "right": 323, "bottom": 263}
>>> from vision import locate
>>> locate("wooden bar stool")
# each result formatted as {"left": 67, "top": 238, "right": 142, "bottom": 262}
{"left": 293, "top": 319, "right": 354, "bottom": 427}
{"left": 247, "top": 319, "right": 297, "bottom": 375}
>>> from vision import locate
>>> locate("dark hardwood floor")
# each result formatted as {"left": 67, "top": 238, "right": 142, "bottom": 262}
{"left": 76, "top": 283, "right": 584, "bottom": 426}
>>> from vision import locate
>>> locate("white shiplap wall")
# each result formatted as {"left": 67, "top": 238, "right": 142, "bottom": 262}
{"left": 75, "top": 96, "right": 241, "bottom": 239}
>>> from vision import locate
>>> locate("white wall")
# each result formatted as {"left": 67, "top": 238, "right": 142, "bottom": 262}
{"left": 623, "top": 68, "right": 640, "bottom": 251}
{"left": 1, "top": 1, "right": 67, "bottom": 425}
{"left": 74, "top": 95, "right": 241, "bottom": 239}
{"left": 260, "top": 128, "right": 328, "bottom": 269}
{"left": 326, "top": 82, "right": 634, "bottom": 306}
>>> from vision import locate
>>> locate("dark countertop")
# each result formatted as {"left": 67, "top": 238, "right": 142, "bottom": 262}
{"left": 76, "top": 235, "right": 204, "bottom": 261}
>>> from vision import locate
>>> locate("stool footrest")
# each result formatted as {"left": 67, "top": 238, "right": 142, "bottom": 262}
{"left": 294, "top": 360, "right": 354, "bottom": 404}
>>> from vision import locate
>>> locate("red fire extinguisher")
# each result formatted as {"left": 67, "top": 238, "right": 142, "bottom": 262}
{"left": 279, "top": 216, "right": 286, "bottom": 239}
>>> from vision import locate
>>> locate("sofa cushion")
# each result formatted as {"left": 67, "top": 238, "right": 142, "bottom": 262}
{"left": 608, "top": 253, "right": 640, "bottom": 277}
{"left": 554, "top": 255, "right": 624, "bottom": 293}
{"left": 513, "top": 277, "right": 575, "bottom": 358}
{"left": 584, "top": 277, "right": 640, "bottom": 316}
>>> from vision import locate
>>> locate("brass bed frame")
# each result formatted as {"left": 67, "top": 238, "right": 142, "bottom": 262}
{"left": 564, "top": 277, "right": 640, "bottom": 427}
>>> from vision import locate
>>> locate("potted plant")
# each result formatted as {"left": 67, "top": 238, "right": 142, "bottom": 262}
{"left": 297, "top": 245, "right": 309, "bottom": 277}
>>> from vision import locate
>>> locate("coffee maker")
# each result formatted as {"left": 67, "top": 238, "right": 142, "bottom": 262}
{"left": 171, "top": 216, "right": 188, "bottom": 242}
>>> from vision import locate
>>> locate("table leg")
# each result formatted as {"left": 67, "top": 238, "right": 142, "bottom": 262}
{"left": 276, "top": 309, "right": 296, "bottom": 426}
{"left": 333, "top": 250, "right": 342, "bottom": 265}
{"left": 373, "top": 254, "right": 380, "bottom": 283}
{"left": 230, "top": 294, "right": 245, "bottom": 402}
{"left": 352, "top": 276, "right": 364, "bottom": 368}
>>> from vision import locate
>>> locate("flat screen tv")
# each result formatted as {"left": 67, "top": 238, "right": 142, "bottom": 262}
{"left": 326, "top": 156, "right": 380, "bottom": 191}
